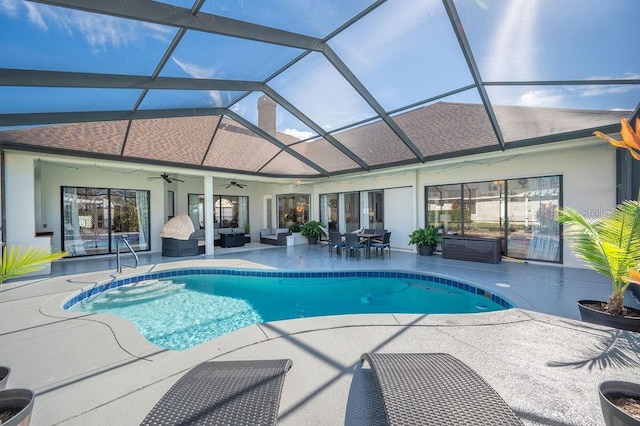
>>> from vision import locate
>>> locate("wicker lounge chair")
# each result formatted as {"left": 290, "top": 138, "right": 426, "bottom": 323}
{"left": 141, "top": 359, "right": 292, "bottom": 426}
{"left": 360, "top": 353, "right": 523, "bottom": 425}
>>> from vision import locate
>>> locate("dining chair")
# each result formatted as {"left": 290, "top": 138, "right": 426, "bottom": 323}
{"left": 344, "top": 232, "right": 365, "bottom": 258}
{"left": 328, "top": 231, "right": 345, "bottom": 256}
{"left": 371, "top": 231, "right": 391, "bottom": 258}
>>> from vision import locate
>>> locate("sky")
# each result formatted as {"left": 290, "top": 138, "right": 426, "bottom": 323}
{"left": 0, "top": 0, "right": 638, "bottom": 139}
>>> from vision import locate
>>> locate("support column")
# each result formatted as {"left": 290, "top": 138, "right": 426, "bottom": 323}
{"left": 204, "top": 175, "right": 215, "bottom": 257}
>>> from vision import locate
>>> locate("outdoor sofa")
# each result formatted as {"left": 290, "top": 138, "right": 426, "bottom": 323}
{"left": 260, "top": 228, "right": 290, "bottom": 246}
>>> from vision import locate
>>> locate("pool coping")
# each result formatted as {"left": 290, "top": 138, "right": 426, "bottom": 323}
{"left": 5, "top": 255, "right": 640, "bottom": 425}
{"left": 56, "top": 266, "right": 517, "bottom": 352}
{"left": 63, "top": 267, "right": 517, "bottom": 310}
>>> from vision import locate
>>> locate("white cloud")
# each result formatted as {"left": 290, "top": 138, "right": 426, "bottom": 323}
{"left": 171, "top": 57, "right": 224, "bottom": 105}
{"left": 0, "top": 0, "right": 19, "bottom": 17}
{"left": 588, "top": 73, "right": 640, "bottom": 80}
{"left": 24, "top": 2, "right": 47, "bottom": 30}
{"left": 580, "top": 85, "right": 637, "bottom": 97}
{"left": 283, "top": 128, "right": 314, "bottom": 140}
{"left": 518, "top": 90, "right": 564, "bottom": 107}
{"left": 5, "top": 2, "right": 171, "bottom": 52}
{"left": 171, "top": 57, "right": 218, "bottom": 79}
{"left": 579, "top": 74, "right": 640, "bottom": 97}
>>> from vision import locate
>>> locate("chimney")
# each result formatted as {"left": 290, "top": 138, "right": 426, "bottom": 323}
{"left": 257, "top": 95, "right": 276, "bottom": 138}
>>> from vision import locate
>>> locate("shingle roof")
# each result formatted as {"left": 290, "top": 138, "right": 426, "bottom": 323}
{"left": 0, "top": 1, "right": 635, "bottom": 178}
{"left": 0, "top": 102, "right": 624, "bottom": 177}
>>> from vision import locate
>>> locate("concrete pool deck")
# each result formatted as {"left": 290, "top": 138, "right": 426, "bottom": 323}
{"left": 1, "top": 245, "right": 639, "bottom": 425}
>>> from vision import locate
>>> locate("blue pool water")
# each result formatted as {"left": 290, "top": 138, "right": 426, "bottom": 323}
{"left": 68, "top": 270, "right": 511, "bottom": 351}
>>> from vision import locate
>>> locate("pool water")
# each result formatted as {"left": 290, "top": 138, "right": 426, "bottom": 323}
{"left": 71, "top": 274, "right": 505, "bottom": 351}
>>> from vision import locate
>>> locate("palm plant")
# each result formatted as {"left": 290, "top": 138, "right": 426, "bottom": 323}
{"left": 558, "top": 117, "right": 640, "bottom": 315}
{"left": 1, "top": 245, "right": 67, "bottom": 283}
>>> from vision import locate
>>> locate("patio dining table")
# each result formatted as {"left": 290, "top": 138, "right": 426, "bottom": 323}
{"left": 357, "top": 233, "right": 383, "bottom": 259}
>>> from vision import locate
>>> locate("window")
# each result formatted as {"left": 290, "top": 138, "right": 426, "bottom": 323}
{"left": 320, "top": 193, "right": 339, "bottom": 231}
{"left": 506, "top": 176, "right": 561, "bottom": 262}
{"left": 426, "top": 176, "right": 561, "bottom": 263}
{"left": 277, "top": 194, "right": 309, "bottom": 228}
{"left": 320, "top": 190, "right": 385, "bottom": 233}
{"left": 188, "top": 194, "right": 249, "bottom": 230}
{"left": 427, "top": 184, "right": 462, "bottom": 234}
{"left": 366, "top": 191, "right": 384, "bottom": 230}
{"left": 62, "top": 186, "right": 150, "bottom": 257}
{"left": 343, "top": 192, "right": 360, "bottom": 232}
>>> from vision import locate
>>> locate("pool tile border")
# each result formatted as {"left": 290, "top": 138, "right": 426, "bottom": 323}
{"left": 63, "top": 268, "right": 515, "bottom": 310}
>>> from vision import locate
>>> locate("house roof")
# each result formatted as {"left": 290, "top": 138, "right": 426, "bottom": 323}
{"left": 0, "top": 0, "right": 638, "bottom": 178}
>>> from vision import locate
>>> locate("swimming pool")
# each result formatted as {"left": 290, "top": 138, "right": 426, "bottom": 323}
{"left": 66, "top": 269, "right": 514, "bottom": 351}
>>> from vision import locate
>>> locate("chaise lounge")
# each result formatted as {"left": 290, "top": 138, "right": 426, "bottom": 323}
{"left": 361, "top": 352, "right": 523, "bottom": 425}
{"left": 160, "top": 214, "right": 204, "bottom": 257}
{"left": 141, "top": 359, "right": 292, "bottom": 425}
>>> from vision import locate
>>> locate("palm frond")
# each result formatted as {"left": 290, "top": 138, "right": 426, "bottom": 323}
{"left": 1, "top": 245, "right": 67, "bottom": 283}
{"left": 558, "top": 201, "right": 640, "bottom": 294}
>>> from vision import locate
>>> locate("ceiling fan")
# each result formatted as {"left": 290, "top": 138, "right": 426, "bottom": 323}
{"left": 221, "top": 180, "right": 247, "bottom": 189}
{"left": 148, "top": 173, "right": 184, "bottom": 184}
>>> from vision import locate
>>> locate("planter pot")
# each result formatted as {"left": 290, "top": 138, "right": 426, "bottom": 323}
{"left": 631, "top": 284, "right": 640, "bottom": 301}
{"left": 577, "top": 300, "right": 640, "bottom": 333}
{"left": 0, "top": 389, "right": 34, "bottom": 426}
{"left": 599, "top": 381, "right": 640, "bottom": 425}
{"left": 307, "top": 236, "right": 318, "bottom": 245}
{"left": 292, "top": 232, "right": 306, "bottom": 245}
{"left": 0, "top": 367, "right": 10, "bottom": 390}
{"left": 417, "top": 245, "right": 434, "bottom": 256}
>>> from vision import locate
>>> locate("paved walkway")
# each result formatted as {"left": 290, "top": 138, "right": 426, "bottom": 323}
{"left": 1, "top": 246, "right": 639, "bottom": 425}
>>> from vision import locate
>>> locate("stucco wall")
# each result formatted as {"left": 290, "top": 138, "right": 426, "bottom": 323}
{"left": 2, "top": 136, "right": 616, "bottom": 268}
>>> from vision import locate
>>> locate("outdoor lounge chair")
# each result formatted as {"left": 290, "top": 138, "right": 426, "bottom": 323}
{"left": 141, "top": 359, "right": 292, "bottom": 426}
{"left": 361, "top": 353, "right": 523, "bottom": 425}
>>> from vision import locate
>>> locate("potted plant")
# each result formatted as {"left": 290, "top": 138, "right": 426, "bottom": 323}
{"left": 0, "top": 244, "right": 67, "bottom": 426}
{"left": 288, "top": 224, "right": 306, "bottom": 245}
{"left": 0, "top": 367, "right": 9, "bottom": 391}
{"left": 409, "top": 225, "right": 442, "bottom": 256}
{"left": 300, "top": 221, "right": 323, "bottom": 244}
{"left": 599, "top": 381, "right": 640, "bottom": 425}
{"left": 288, "top": 224, "right": 301, "bottom": 233}
{"left": 557, "top": 117, "right": 640, "bottom": 333}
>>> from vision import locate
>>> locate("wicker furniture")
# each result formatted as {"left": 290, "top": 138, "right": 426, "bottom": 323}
{"left": 220, "top": 232, "right": 245, "bottom": 248}
{"left": 260, "top": 228, "right": 290, "bottom": 246}
{"left": 370, "top": 231, "right": 391, "bottom": 258}
{"left": 141, "top": 359, "right": 292, "bottom": 426}
{"left": 361, "top": 352, "right": 523, "bottom": 425}
{"left": 441, "top": 235, "right": 502, "bottom": 263}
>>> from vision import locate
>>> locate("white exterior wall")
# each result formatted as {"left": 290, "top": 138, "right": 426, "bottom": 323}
{"left": 4, "top": 153, "right": 52, "bottom": 275}
{"left": 309, "top": 138, "right": 616, "bottom": 268}
{"left": 35, "top": 158, "right": 165, "bottom": 254}
{"left": 5, "top": 153, "right": 37, "bottom": 245}
{"left": 2, "top": 136, "right": 616, "bottom": 270}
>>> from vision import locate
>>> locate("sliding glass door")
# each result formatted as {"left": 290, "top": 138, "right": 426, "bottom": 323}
{"left": 426, "top": 175, "right": 561, "bottom": 263}
{"left": 62, "top": 187, "right": 150, "bottom": 257}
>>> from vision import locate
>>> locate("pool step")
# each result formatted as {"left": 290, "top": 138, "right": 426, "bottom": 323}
{"left": 96, "top": 279, "right": 185, "bottom": 303}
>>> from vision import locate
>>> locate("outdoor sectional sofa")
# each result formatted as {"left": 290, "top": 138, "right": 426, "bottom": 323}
{"left": 162, "top": 229, "right": 204, "bottom": 257}
{"left": 260, "top": 228, "right": 290, "bottom": 246}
